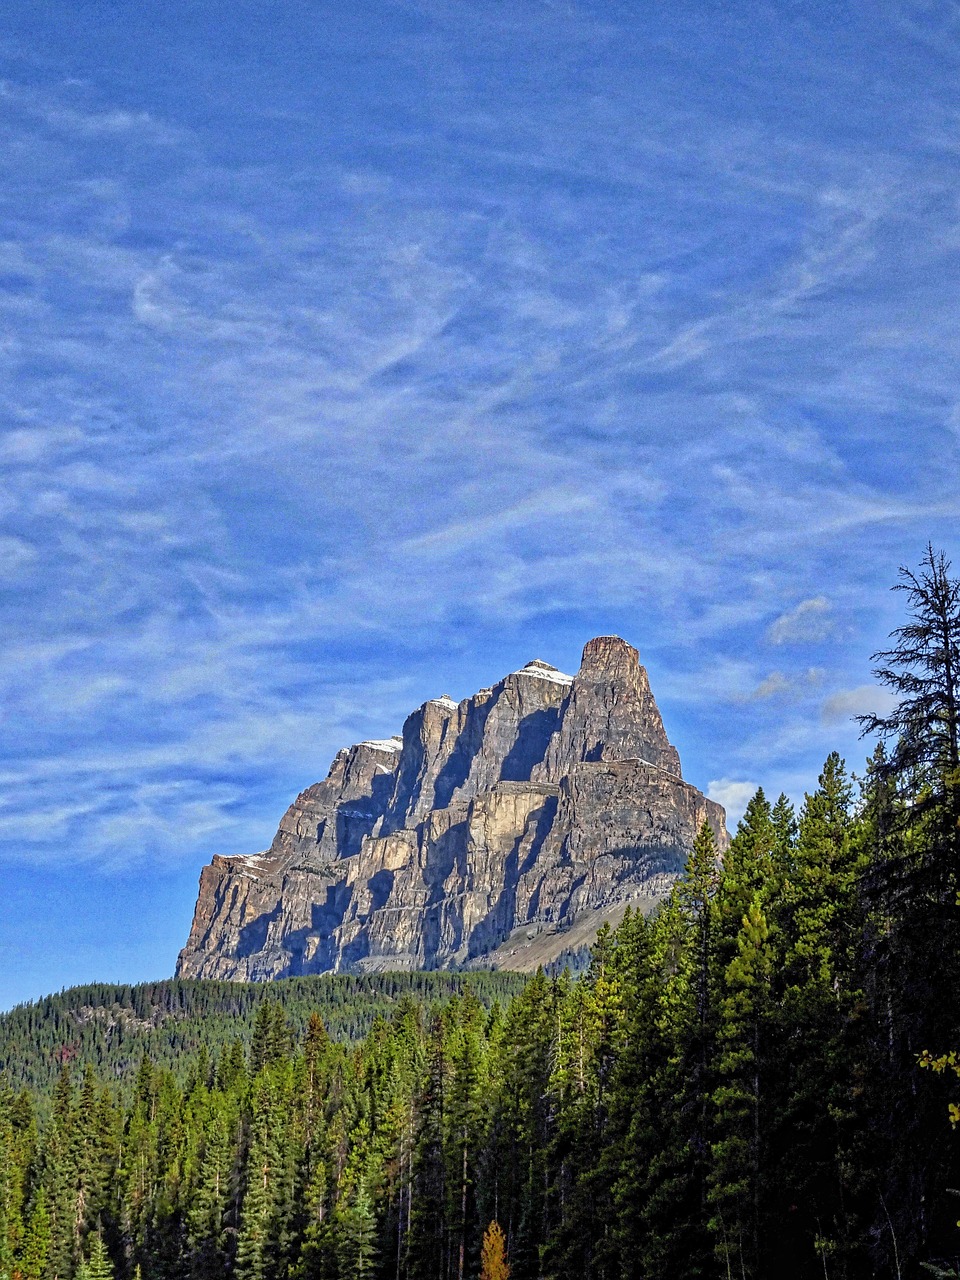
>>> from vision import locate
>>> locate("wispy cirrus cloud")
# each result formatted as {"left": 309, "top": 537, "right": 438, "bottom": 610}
{"left": 0, "top": 0, "right": 958, "bottom": 893}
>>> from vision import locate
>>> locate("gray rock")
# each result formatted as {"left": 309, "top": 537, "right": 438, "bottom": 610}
{"left": 176, "top": 637, "right": 726, "bottom": 978}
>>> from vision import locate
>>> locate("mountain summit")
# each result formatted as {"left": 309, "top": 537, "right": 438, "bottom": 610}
{"left": 177, "top": 636, "right": 726, "bottom": 977}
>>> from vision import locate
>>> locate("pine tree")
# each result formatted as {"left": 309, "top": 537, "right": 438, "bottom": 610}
{"left": 19, "top": 1192, "right": 51, "bottom": 1280}
{"left": 5, "top": 1089, "right": 36, "bottom": 1270}
{"left": 678, "top": 821, "right": 720, "bottom": 1037}
{"left": 784, "top": 754, "right": 858, "bottom": 989}
{"left": 405, "top": 1019, "right": 447, "bottom": 1280}
{"left": 858, "top": 549, "right": 960, "bottom": 1268}
{"left": 771, "top": 792, "right": 798, "bottom": 870}
{"left": 43, "top": 1064, "right": 80, "bottom": 1280}
{"left": 446, "top": 1012, "right": 486, "bottom": 1280}
{"left": 83, "top": 1232, "right": 114, "bottom": 1280}
{"left": 860, "top": 544, "right": 960, "bottom": 825}
{"left": 713, "top": 790, "right": 779, "bottom": 978}
{"left": 0, "top": 1091, "right": 15, "bottom": 1280}
{"left": 73, "top": 1066, "right": 117, "bottom": 1252}
{"left": 237, "top": 1072, "right": 288, "bottom": 1280}
{"left": 293, "top": 1151, "right": 330, "bottom": 1280}
{"left": 612, "top": 892, "right": 706, "bottom": 1280}
{"left": 185, "top": 1096, "right": 236, "bottom": 1280}
{"left": 768, "top": 755, "right": 865, "bottom": 1275}
{"left": 709, "top": 892, "right": 776, "bottom": 1279}
{"left": 490, "top": 970, "right": 555, "bottom": 1280}
{"left": 249, "top": 1003, "right": 293, "bottom": 1078}
{"left": 334, "top": 1182, "right": 378, "bottom": 1280}
{"left": 544, "top": 948, "right": 625, "bottom": 1279}
{"left": 217, "top": 1039, "right": 248, "bottom": 1093}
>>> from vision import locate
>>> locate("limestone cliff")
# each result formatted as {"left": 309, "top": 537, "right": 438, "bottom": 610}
{"left": 176, "top": 637, "right": 726, "bottom": 978}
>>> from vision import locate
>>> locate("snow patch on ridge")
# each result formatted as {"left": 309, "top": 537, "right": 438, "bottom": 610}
{"left": 361, "top": 737, "right": 403, "bottom": 752}
{"left": 228, "top": 852, "right": 271, "bottom": 879}
{"left": 514, "top": 659, "right": 574, "bottom": 686}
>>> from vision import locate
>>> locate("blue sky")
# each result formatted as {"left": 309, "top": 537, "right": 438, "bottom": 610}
{"left": 1, "top": 0, "right": 958, "bottom": 1009}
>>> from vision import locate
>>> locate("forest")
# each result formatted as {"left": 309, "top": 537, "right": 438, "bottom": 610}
{"left": 1, "top": 546, "right": 959, "bottom": 1280}
{"left": 0, "top": 972, "right": 527, "bottom": 1096}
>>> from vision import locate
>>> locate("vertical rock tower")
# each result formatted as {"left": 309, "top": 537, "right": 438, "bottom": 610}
{"left": 177, "top": 637, "right": 725, "bottom": 977}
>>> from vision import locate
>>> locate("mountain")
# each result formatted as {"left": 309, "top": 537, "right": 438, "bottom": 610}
{"left": 177, "top": 635, "right": 726, "bottom": 979}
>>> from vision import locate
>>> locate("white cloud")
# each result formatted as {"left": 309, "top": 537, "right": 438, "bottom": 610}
{"left": 708, "top": 779, "right": 759, "bottom": 824}
{"left": 767, "top": 597, "right": 834, "bottom": 644}
{"left": 741, "top": 667, "right": 824, "bottom": 701}
{"left": 821, "top": 685, "right": 898, "bottom": 725}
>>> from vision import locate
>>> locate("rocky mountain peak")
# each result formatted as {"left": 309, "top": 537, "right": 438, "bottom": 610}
{"left": 177, "top": 636, "right": 725, "bottom": 979}
{"left": 578, "top": 633, "right": 639, "bottom": 675}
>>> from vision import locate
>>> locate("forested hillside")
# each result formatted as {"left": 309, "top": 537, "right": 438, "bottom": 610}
{"left": 0, "top": 972, "right": 526, "bottom": 1094}
{"left": 1, "top": 547, "right": 959, "bottom": 1280}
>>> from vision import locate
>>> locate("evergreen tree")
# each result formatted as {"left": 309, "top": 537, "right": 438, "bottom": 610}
{"left": 20, "top": 1192, "right": 51, "bottom": 1280}
{"left": 333, "top": 1182, "right": 378, "bottom": 1280}
{"left": 613, "top": 891, "right": 708, "bottom": 1280}
{"left": 43, "top": 1064, "right": 80, "bottom": 1280}
{"left": 708, "top": 892, "right": 776, "bottom": 1279}
{"left": 405, "top": 1019, "right": 447, "bottom": 1280}
{"left": 446, "top": 1009, "right": 486, "bottom": 1280}
{"left": 490, "top": 971, "right": 555, "bottom": 1280}
{"left": 185, "top": 1096, "right": 236, "bottom": 1280}
{"left": 860, "top": 544, "right": 960, "bottom": 826}
{"left": 858, "top": 548, "right": 960, "bottom": 1268}
{"left": 771, "top": 792, "right": 798, "bottom": 869}
{"left": 0, "top": 1091, "right": 15, "bottom": 1280}
{"left": 250, "top": 1004, "right": 293, "bottom": 1078}
{"left": 81, "top": 1233, "right": 114, "bottom": 1280}
{"left": 236, "top": 1071, "right": 289, "bottom": 1280}
{"left": 772, "top": 755, "right": 864, "bottom": 1276}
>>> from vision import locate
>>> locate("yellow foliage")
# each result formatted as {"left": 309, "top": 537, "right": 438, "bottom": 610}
{"left": 480, "top": 1220, "right": 511, "bottom": 1280}
{"left": 918, "top": 1049, "right": 960, "bottom": 1126}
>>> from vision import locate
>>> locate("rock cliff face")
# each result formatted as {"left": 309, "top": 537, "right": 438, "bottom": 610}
{"left": 177, "top": 637, "right": 726, "bottom": 978}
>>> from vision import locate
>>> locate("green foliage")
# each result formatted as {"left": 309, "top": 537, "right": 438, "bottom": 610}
{"left": 0, "top": 971, "right": 526, "bottom": 1095}
{"left": 0, "top": 805, "right": 954, "bottom": 1280}
{"left": 80, "top": 1233, "right": 115, "bottom": 1280}
{"left": 1, "top": 549, "right": 960, "bottom": 1279}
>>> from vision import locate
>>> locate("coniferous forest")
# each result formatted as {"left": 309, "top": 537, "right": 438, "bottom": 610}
{"left": 1, "top": 548, "right": 959, "bottom": 1280}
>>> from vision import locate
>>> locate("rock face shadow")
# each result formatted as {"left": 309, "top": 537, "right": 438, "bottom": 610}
{"left": 335, "top": 769, "right": 396, "bottom": 856}
{"left": 500, "top": 707, "right": 562, "bottom": 781}
{"left": 236, "top": 903, "right": 280, "bottom": 958}
{"left": 367, "top": 869, "right": 395, "bottom": 914}
{"left": 432, "top": 697, "right": 494, "bottom": 809}
{"left": 467, "top": 794, "right": 558, "bottom": 960}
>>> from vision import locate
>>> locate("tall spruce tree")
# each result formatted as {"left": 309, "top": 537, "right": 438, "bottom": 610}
{"left": 185, "top": 1096, "right": 236, "bottom": 1280}
{"left": 708, "top": 791, "right": 781, "bottom": 1279}
{"left": 772, "top": 754, "right": 864, "bottom": 1277}
{"left": 860, "top": 544, "right": 960, "bottom": 827}
{"left": 858, "top": 548, "right": 960, "bottom": 1269}
{"left": 80, "top": 1233, "right": 114, "bottom": 1280}
{"left": 20, "top": 1192, "right": 51, "bottom": 1280}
